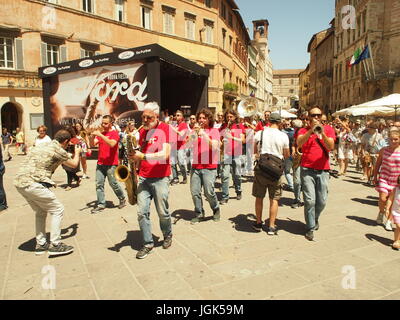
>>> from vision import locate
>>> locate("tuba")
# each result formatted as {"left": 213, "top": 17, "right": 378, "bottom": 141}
{"left": 114, "top": 126, "right": 142, "bottom": 205}
{"left": 237, "top": 97, "right": 260, "bottom": 118}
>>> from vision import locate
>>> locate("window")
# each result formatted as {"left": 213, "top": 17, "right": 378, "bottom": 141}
{"left": 45, "top": 0, "right": 57, "bottom": 3}
{"left": 115, "top": 0, "right": 124, "bottom": 22}
{"left": 0, "top": 37, "right": 14, "bottom": 69}
{"left": 203, "top": 20, "right": 214, "bottom": 44}
{"left": 82, "top": 49, "right": 95, "bottom": 57}
{"left": 83, "top": 0, "right": 94, "bottom": 13}
{"left": 205, "top": 0, "right": 212, "bottom": 8}
{"left": 229, "top": 36, "right": 232, "bottom": 54}
{"left": 220, "top": 2, "right": 226, "bottom": 20}
{"left": 30, "top": 114, "right": 44, "bottom": 130}
{"left": 141, "top": 6, "right": 152, "bottom": 30}
{"left": 185, "top": 18, "right": 195, "bottom": 40}
{"left": 47, "top": 44, "right": 59, "bottom": 65}
{"left": 228, "top": 13, "right": 233, "bottom": 27}
{"left": 163, "top": 12, "right": 174, "bottom": 35}
{"left": 205, "top": 64, "right": 214, "bottom": 84}
{"left": 222, "top": 29, "right": 226, "bottom": 50}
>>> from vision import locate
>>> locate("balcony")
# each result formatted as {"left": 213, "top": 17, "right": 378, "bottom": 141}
{"left": 223, "top": 82, "right": 239, "bottom": 99}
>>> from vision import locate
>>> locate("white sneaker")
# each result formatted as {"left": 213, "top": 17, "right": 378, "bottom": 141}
{"left": 376, "top": 212, "right": 384, "bottom": 225}
{"left": 384, "top": 218, "right": 393, "bottom": 231}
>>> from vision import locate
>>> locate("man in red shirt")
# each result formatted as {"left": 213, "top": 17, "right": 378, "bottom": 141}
{"left": 170, "top": 110, "right": 189, "bottom": 184}
{"left": 219, "top": 110, "right": 246, "bottom": 204}
{"left": 187, "top": 108, "right": 221, "bottom": 224}
{"left": 130, "top": 102, "right": 172, "bottom": 259}
{"left": 297, "top": 107, "right": 336, "bottom": 241}
{"left": 91, "top": 115, "right": 126, "bottom": 214}
{"left": 255, "top": 111, "right": 271, "bottom": 132}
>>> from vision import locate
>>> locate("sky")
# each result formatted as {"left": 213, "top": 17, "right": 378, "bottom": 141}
{"left": 235, "top": 0, "right": 335, "bottom": 70}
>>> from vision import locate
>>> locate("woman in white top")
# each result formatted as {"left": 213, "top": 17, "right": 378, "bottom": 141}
{"left": 34, "top": 125, "right": 51, "bottom": 146}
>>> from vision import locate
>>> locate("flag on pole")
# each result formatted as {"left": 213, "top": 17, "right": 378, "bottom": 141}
{"left": 347, "top": 48, "right": 361, "bottom": 68}
{"left": 353, "top": 45, "right": 370, "bottom": 65}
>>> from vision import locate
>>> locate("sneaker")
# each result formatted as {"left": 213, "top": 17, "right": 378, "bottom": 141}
{"left": 48, "top": 242, "right": 74, "bottom": 256}
{"left": 118, "top": 198, "right": 127, "bottom": 209}
{"left": 82, "top": 174, "right": 89, "bottom": 179}
{"left": 236, "top": 193, "right": 242, "bottom": 200}
{"left": 213, "top": 209, "right": 221, "bottom": 222}
{"left": 162, "top": 235, "right": 173, "bottom": 249}
{"left": 170, "top": 179, "right": 179, "bottom": 185}
{"left": 65, "top": 186, "right": 72, "bottom": 191}
{"left": 384, "top": 218, "right": 393, "bottom": 231}
{"left": 219, "top": 199, "right": 228, "bottom": 205}
{"left": 376, "top": 212, "right": 384, "bottom": 225}
{"left": 91, "top": 206, "right": 105, "bottom": 214}
{"left": 136, "top": 246, "right": 153, "bottom": 259}
{"left": 291, "top": 201, "right": 303, "bottom": 209}
{"left": 252, "top": 222, "right": 262, "bottom": 232}
{"left": 392, "top": 241, "right": 400, "bottom": 251}
{"left": 267, "top": 226, "right": 278, "bottom": 235}
{"left": 305, "top": 230, "right": 314, "bottom": 241}
{"left": 35, "top": 242, "right": 49, "bottom": 255}
{"left": 191, "top": 212, "right": 205, "bottom": 224}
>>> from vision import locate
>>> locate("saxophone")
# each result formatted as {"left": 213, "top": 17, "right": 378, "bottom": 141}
{"left": 115, "top": 128, "right": 142, "bottom": 205}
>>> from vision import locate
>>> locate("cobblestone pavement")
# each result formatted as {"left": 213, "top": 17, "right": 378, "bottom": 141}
{"left": 1, "top": 153, "right": 399, "bottom": 300}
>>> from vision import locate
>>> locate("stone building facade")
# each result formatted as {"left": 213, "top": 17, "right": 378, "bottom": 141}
{"left": 0, "top": 0, "right": 250, "bottom": 145}
{"left": 272, "top": 69, "right": 302, "bottom": 110}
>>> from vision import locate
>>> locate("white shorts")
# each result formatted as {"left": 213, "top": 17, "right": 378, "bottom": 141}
{"left": 338, "top": 146, "right": 353, "bottom": 160}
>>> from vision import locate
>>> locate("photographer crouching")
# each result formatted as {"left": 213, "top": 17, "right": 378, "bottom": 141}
{"left": 296, "top": 107, "right": 336, "bottom": 241}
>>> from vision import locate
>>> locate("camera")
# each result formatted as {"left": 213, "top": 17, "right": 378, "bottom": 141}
{"left": 67, "top": 143, "right": 75, "bottom": 154}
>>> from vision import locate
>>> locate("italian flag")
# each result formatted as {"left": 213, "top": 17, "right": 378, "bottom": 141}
{"left": 347, "top": 48, "right": 361, "bottom": 68}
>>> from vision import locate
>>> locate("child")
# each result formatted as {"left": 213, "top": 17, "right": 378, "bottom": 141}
{"left": 384, "top": 175, "right": 400, "bottom": 250}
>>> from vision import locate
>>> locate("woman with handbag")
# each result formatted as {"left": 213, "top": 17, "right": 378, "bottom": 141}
{"left": 336, "top": 118, "right": 355, "bottom": 176}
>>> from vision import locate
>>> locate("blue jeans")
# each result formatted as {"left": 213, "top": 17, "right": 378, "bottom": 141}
{"left": 0, "top": 163, "right": 7, "bottom": 210}
{"left": 221, "top": 155, "right": 242, "bottom": 200}
{"left": 284, "top": 157, "right": 294, "bottom": 190}
{"left": 95, "top": 164, "right": 125, "bottom": 207}
{"left": 171, "top": 148, "right": 187, "bottom": 180}
{"left": 137, "top": 176, "right": 172, "bottom": 247}
{"left": 190, "top": 168, "right": 219, "bottom": 214}
{"left": 293, "top": 166, "right": 302, "bottom": 203}
{"left": 300, "top": 167, "right": 330, "bottom": 231}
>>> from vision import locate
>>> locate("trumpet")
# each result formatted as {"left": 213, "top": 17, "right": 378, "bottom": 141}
{"left": 313, "top": 125, "right": 323, "bottom": 134}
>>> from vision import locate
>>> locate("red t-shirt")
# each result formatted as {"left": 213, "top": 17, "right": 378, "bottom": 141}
{"left": 298, "top": 125, "right": 336, "bottom": 170}
{"left": 255, "top": 121, "right": 270, "bottom": 132}
{"left": 176, "top": 121, "right": 189, "bottom": 150}
{"left": 97, "top": 130, "right": 119, "bottom": 166}
{"left": 220, "top": 123, "right": 245, "bottom": 156}
{"left": 138, "top": 122, "right": 171, "bottom": 178}
{"left": 192, "top": 128, "right": 220, "bottom": 170}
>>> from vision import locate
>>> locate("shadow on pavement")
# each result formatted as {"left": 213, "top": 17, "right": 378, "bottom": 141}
{"left": 347, "top": 215, "right": 377, "bottom": 226}
{"left": 108, "top": 231, "right": 160, "bottom": 252}
{"left": 277, "top": 218, "right": 305, "bottom": 236}
{"left": 229, "top": 213, "right": 258, "bottom": 233}
{"left": 80, "top": 200, "right": 115, "bottom": 211}
{"left": 351, "top": 198, "right": 378, "bottom": 206}
{"left": 343, "top": 179, "right": 365, "bottom": 185}
{"left": 18, "top": 223, "right": 79, "bottom": 252}
{"left": 171, "top": 209, "right": 196, "bottom": 223}
{"left": 279, "top": 197, "right": 295, "bottom": 207}
{"left": 365, "top": 233, "right": 392, "bottom": 247}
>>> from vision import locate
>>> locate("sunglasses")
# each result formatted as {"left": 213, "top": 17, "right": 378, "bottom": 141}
{"left": 310, "top": 114, "right": 322, "bottom": 118}
{"left": 142, "top": 115, "right": 155, "bottom": 120}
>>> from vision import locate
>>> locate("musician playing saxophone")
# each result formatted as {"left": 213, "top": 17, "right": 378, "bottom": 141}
{"left": 91, "top": 115, "right": 127, "bottom": 214}
{"left": 129, "top": 102, "right": 173, "bottom": 260}
{"left": 219, "top": 110, "right": 246, "bottom": 205}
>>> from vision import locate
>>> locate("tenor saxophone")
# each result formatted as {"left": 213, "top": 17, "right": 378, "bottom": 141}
{"left": 115, "top": 131, "right": 139, "bottom": 205}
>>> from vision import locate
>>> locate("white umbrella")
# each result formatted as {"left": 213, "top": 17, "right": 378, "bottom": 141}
{"left": 333, "top": 105, "right": 393, "bottom": 117}
{"left": 272, "top": 110, "right": 297, "bottom": 119}
{"left": 354, "top": 93, "right": 400, "bottom": 108}
{"left": 288, "top": 108, "right": 298, "bottom": 113}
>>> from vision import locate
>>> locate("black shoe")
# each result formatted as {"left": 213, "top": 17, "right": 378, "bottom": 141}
{"left": 305, "top": 230, "right": 314, "bottom": 241}
{"left": 236, "top": 193, "right": 242, "bottom": 200}
{"left": 252, "top": 222, "right": 262, "bottom": 232}
{"left": 315, "top": 221, "right": 319, "bottom": 231}
{"left": 219, "top": 199, "right": 228, "bottom": 205}
{"left": 136, "top": 246, "right": 153, "bottom": 259}
{"left": 290, "top": 201, "right": 303, "bottom": 209}
{"left": 91, "top": 206, "right": 105, "bottom": 214}
{"left": 170, "top": 179, "right": 179, "bottom": 185}
{"left": 35, "top": 242, "right": 49, "bottom": 255}
{"left": 181, "top": 178, "right": 188, "bottom": 184}
{"left": 213, "top": 209, "right": 221, "bottom": 222}
{"left": 162, "top": 235, "right": 173, "bottom": 249}
{"left": 48, "top": 242, "right": 74, "bottom": 256}
{"left": 7, "top": 156, "right": 12, "bottom": 161}
{"left": 118, "top": 198, "right": 127, "bottom": 209}
{"left": 267, "top": 226, "right": 278, "bottom": 236}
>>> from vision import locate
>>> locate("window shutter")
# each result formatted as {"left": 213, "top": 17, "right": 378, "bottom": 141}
{"left": 80, "top": 48, "right": 85, "bottom": 58}
{"left": 60, "top": 45, "right": 67, "bottom": 62}
{"left": 41, "top": 42, "right": 48, "bottom": 66}
{"left": 15, "top": 38, "right": 24, "bottom": 70}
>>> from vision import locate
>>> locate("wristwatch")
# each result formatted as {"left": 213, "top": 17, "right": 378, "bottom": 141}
{"left": 143, "top": 154, "right": 147, "bottom": 160}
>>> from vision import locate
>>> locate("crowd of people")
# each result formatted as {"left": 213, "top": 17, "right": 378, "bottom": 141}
{"left": 2, "top": 103, "right": 400, "bottom": 258}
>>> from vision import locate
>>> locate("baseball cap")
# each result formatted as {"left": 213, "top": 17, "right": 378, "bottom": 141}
{"left": 269, "top": 113, "right": 282, "bottom": 122}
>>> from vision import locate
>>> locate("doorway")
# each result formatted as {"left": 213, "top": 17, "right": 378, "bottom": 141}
{"left": 1, "top": 102, "right": 20, "bottom": 134}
